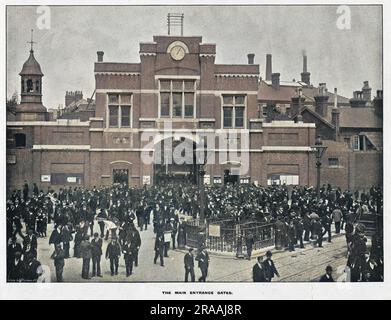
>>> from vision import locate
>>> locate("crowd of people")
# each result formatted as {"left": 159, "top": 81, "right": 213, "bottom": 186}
{"left": 6, "top": 179, "right": 383, "bottom": 283}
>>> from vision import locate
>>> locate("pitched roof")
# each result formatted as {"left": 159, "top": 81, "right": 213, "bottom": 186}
{"left": 295, "top": 106, "right": 335, "bottom": 129}
{"left": 19, "top": 50, "right": 43, "bottom": 76}
{"left": 361, "top": 132, "right": 383, "bottom": 149}
{"left": 339, "top": 107, "right": 382, "bottom": 129}
{"left": 257, "top": 80, "right": 298, "bottom": 102}
{"left": 257, "top": 80, "right": 350, "bottom": 105}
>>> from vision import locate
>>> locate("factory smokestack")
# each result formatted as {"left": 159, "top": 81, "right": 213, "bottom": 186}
{"left": 301, "top": 50, "right": 310, "bottom": 85}
{"left": 266, "top": 54, "right": 272, "bottom": 81}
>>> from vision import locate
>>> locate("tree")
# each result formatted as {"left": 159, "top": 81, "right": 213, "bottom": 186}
{"left": 6, "top": 96, "right": 18, "bottom": 115}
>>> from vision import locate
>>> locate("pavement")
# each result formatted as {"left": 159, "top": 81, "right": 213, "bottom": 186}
{"left": 30, "top": 221, "right": 350, "bottom": 283}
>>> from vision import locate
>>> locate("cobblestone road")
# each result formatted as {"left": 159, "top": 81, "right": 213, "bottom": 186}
{"left": 31, "top": 220, "right": 350, "bottom": 283}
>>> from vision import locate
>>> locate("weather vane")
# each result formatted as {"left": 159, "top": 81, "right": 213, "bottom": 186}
{"left": 27, "top": 29, "right": 36, "bottom": 52}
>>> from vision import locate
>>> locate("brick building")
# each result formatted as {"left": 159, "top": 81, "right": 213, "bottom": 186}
{"left": 6, "top": 34, "right": 318, "bottom": 193}
{"left": 257, "top": 54, "right": 383, "bottom": 191}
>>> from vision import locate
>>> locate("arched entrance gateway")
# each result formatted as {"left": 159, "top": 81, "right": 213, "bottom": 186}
{"left": 153, "top": 136, "right": 200, "bottom": 185}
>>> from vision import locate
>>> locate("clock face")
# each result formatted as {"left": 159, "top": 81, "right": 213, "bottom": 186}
{"left": 170, "top": 45, "right": 186, "bottom": 61}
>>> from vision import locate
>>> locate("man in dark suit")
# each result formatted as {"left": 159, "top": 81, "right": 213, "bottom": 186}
{"left": 122, "top": 237, "right": 134, "bottom": 277}
{"left": 253, "top": 256, "right": 267, "bottom": 282}
{"left": 154, "top": 233, "right": 165, "bottom": 267}
{"left": 23, "top": 229, "right": 38, "bottom": 258}
{"left": 319, "top": 265, "right": 334, "bottom": 282}
{"left": 61, "top": 224, "right": 73, "bottom": 258}
{"left": 195, "top": 247, "right": 210, "bottom": 282}
{"left": 23, "top": 180, "right": 29, "bottom": 201}
{"left": 23, "top": 252, "right": 41, "bottom": 282}
{"left": 91, "top": 233, "right": 103, "bottom": 277}
{"left": 7, "top": 251, "right": 24, "bottom": 282}
{"left": 49, "top": 225, "right": 62, "bottom": 248}
{"left": 106, "top": 238, "right": 121, "bottom": 276}
{"left": 129, "top": 224, "right": 141, "bottom": 267}
{"left": 245, "top": 232, "right": 255, "bottom": 260}
{"left": 7, "top": 236, "right": 22, "bottom": 262}
{"left": 80, "top": 235, "right": 93, "bottom": 279}
{"left": 51, "top": 243, "right": 65, "bottom": 282}
{"left": 263, "top": 251, "right": 280, "bottom": 282}
{"left": 312, "top": 218, "right": 324, "bottom": 248}
{"left": 184, "top": 248, "right": 195, "bottom": 282}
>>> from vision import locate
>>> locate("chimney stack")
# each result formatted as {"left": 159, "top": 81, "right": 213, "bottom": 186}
{"left": 300, "top": 52, "right": 311, "bottom": 85}
{"left": 362, "top": 80, "right": 372, "bottom": 102}
{"left": 271, "top": 73, "right": 280, "bottom": 89}
{"left": 97, "top": 51, "right": 104, "bottom": 62}
{"left": 266, "top": 54, "right": 272, "bottom": 81}
{"left": 247, "top": 53, "right": 255, "bottom": 65}
{"left": 314, "top": 83, "right": 329, "bottom": 118}
{"left": 333, "top": 87, "right": 338, "bottom": 109}
{"left": 332, "top": 88, "right": 340, "bottom": 141}
{"left": 290, "top": 88, "right": 306, "bottom": 117}
{"left": 373, "top": 90, "right": 383, "bottom": 118}
{"left": 350, "top": 90, "right": 366, "bottom": 108}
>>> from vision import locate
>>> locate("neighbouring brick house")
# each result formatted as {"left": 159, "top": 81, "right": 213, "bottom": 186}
{"left": 6, "top": 34, "right": 319, "bottom": 193}
{"left": 256, "top": 53, "right": 383, "bottom": 191}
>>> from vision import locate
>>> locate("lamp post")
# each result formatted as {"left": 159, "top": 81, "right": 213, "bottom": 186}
{"left": 198, "top": 137, "right": 208, "bottom": 225}
{"left": 313, "top": 136, "right": 327, "bottom": 201}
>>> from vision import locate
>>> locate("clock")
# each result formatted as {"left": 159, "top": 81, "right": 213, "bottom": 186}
{"left": 170, "top": 45, "right": 186, "bottom": 61}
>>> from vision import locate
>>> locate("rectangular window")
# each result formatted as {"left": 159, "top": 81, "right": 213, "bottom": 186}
{"left": 159, "top": 80, "right": 196, "bottom": 118}
{"left": 222, "top": 95, "right": 246, "bottom": 128}
{"left": 223, "top": 107, "right": 233, "bottom": 128}
{"left": 160, "top": 93, "right": 170, "bottom": 117}
{"left": 184, "top": 80, "right": 195, "bottom": 91}
{"left": 235, "top": 95, "right": 245, "bottom": 105}
{"left": 172, "top": 93, "right": 182, "bottom": 117}
{"left": 184, "top": 92, "right": 194, "bottom": 117}
{"left": 353, "top": 135, "right": 360, "bottom": 151}
{"left": 328, "top": 157, "right": 339, "bottom": 167}
{"left": 172, "top": 80, "right": 183, "bottom": 91}
{"left": 262, "top": 104, "right": 268, "bottom": 117}
{"left": 109, "top": 106, "right": 119, "bottom": 127}
{"left": 160, "top": 80, "right": 171, "bottom": 91}
{"left": 235, "top": 107, "right": 244, "bottom": 128}
{"left": 108, "top": 94, "right": 119, "bottom": 104}
{"left": 121, "top": 106, "right": 131, "bottom": 127}
{"left": 121, "top": 94, "right": 132, "bottom": 105}
{"left": 108, "top": 93, "right": 132, "bottom": 128}
{"left": 344, "top": 137, "right": 351, "bottom": 148}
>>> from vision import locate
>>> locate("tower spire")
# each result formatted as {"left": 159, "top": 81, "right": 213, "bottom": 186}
{"left": 27, "top": 29, "right": 36, "bottom": 52}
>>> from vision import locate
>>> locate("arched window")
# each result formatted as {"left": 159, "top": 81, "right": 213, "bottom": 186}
{"left": 21, "top": 79, "right": 25, "bottom": 93}
{"left": 14, "top": 133, "right": 26, "bottom": 148}
{"left": 35, "top": 80, "right": 40, "bottom": 93}
{"left": 26, "top": 79, "right": 33, "bottom": 93}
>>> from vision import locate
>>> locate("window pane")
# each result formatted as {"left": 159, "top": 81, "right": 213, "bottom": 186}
{"left": 108, "top": 94, "right": 119, "bottom": 104}
{"left": 121, "top": 106, "right": 131, "bottom": 127}
{"left": 223, "top": 96, "right": 233, "bottom": 105}
{"left": 184, "top": 93, "right": 194, "bottom": 117}
{"left": 235, "top": 95, "right": 245, "bottom": 105}
{"left": 184, "top": 80, "right": 195, "bottom": 91}
{"left": 109, "top": 106, "right": 119, "bottom": 127}
{"left": 160, "top": 80, "right": 171, "bottom": 91}
{"left": 160, "top": 93, "right": 170, "bottom": 117}
{"left": 328, "top": 158, "right": 339, "bottom": 167}
{"left": 172, "top": 81, "right": 183, "bottom": 91}
{"left": 121, "top": 94, "right": 132, "bottom": 105}
{"left": 173, "top": 93, "right": 182, "bottom": 117}
{"left": 235, "top": 107, "right": 244, "bottom": 128}
{"left": 223, "top": 107, "right": 233, "bottom": 128}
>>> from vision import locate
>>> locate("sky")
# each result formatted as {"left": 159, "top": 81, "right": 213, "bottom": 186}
{"left": 6, "top": 5, "right": 383, "bottom": 109}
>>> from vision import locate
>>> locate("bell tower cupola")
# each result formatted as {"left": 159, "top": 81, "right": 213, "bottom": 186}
{"left": 16, "top": 29, "right": 47, "bottom": 121}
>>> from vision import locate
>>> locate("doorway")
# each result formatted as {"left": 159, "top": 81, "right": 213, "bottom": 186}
{"left": 113, "top": 169, "right": 129, "bottom": 186}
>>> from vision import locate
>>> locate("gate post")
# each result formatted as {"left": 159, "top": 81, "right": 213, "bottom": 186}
{"left": 235, "top": 223, "right": 244, "bottom": 258}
